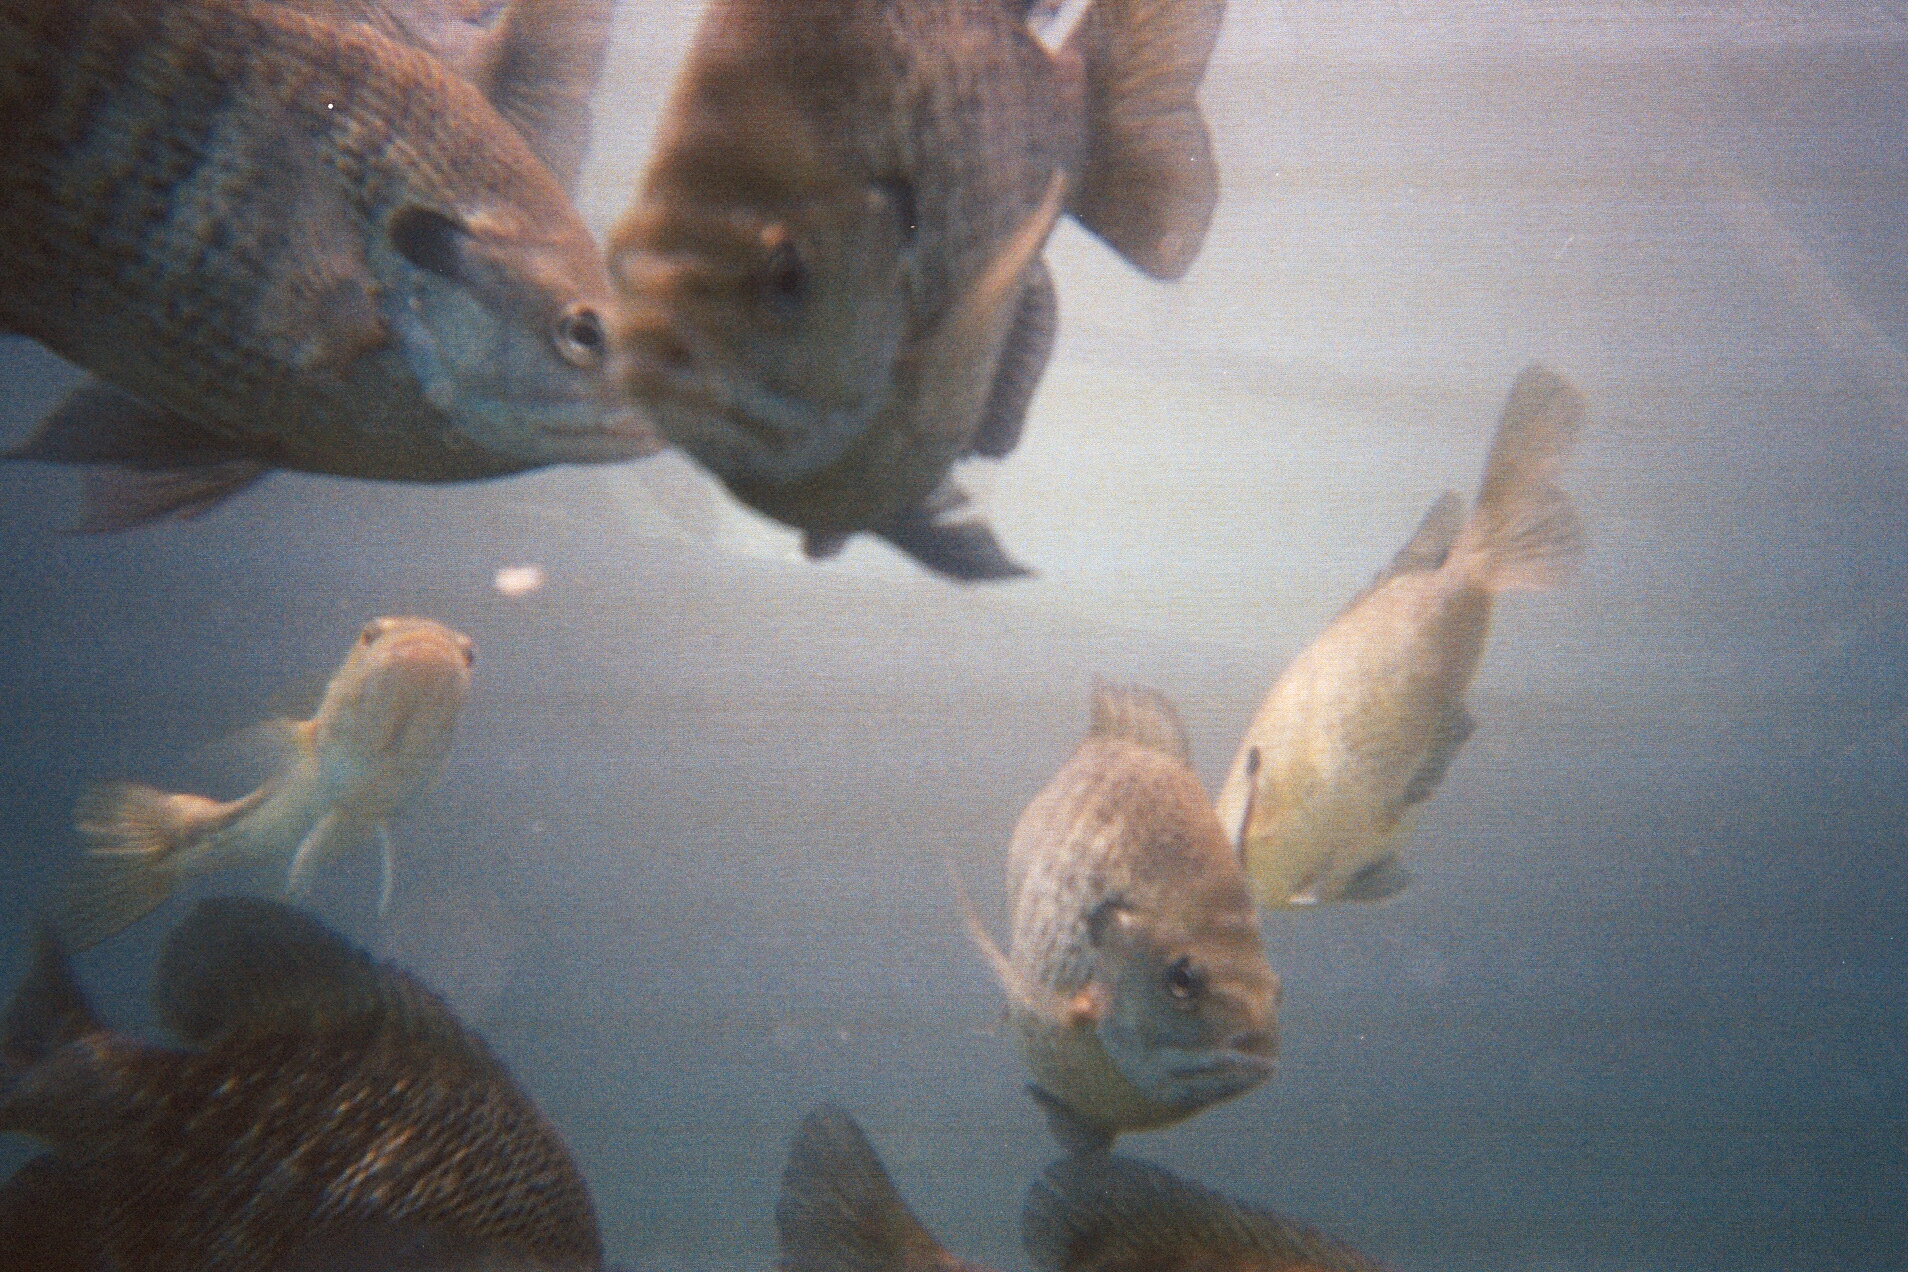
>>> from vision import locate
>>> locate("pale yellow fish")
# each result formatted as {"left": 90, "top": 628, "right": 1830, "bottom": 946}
{"left": 1214, "top": 365, "right": 1587, "bottom": 910}
{"left": 958, "top": 680, "right": 1278, "bottom": 1153}
{"left": 54, "top": 617, "right": 475, "bottom": 948}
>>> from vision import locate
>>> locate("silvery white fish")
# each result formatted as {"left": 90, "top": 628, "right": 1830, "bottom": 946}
{"left": 610, "top": 0, "right": 1226, "bottom": 579}
{"left": 958, "top": 681, "right": 1279, "bottom": 1153}
{"left": 53, "top": 617, "right": 475, "bottom": 948}
{"left": 0, "top": 0, "right": 657, "bottom": 530}
{"left": 777, "top": 1103, "right": 994, "bottom": 1272}
{"left": 1213, "top": 365, "right": 1587, "bottom": 910}
{"left": 1022, "top": 1152, "right": 1390, "bottom": 1272}
{"left": 0, "top": 898, "right": 603, "bottom": 1271}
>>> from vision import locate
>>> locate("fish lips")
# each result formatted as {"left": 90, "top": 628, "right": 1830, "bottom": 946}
{"left": 1149, "top": 1044, "right": 1279, "bottom": 1108}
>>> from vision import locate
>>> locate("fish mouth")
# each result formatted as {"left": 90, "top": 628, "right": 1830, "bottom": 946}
{"left": 1167, "top": 1049, "right": 1278, "bottom": 1083}
{"left": 538, "top": 404, "right": 668, "bottom": 458}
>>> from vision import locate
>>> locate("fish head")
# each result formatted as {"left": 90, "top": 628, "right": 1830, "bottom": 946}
{"left": 318, "top": 617, "right": 476, "bottom": 763}
{"left": 1084, "top": 884, "right": 1280, "bottom": 1115}
{"left": 377, "top": 198, "right": 662, "bottom": 465}
{"left": 607, "top": 70, "right": 915, "bottom": 486}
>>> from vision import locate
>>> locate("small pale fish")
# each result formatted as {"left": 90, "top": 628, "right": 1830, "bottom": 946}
{"left": 0, "top": 0, "right": 658, "bottom": 531}
{"left": 0, "top": 898, "right": 604, "bottom": 1272}
{"left": 609, "top": 0, "right": 1227, "bottom": 580}
{"left": 1021, "top": 1153, "right": 1390, "bottom": 1272}
{"left": 956, "top": 680, "right": 1278, "bottom": 1153}
{"left": 777, "top": 1103, "right": 996, "bottom": 1272}
{"left": 1213, "top": 365, "right": 1588, "bottom": 911}
{"left": 52, "top": 616, "right": 475, "bottom": 948}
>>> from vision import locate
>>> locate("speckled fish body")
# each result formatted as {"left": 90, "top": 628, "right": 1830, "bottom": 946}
{"left": 0, "top": 898, "right": 603, "bottom": 1272}
{"left": 992, "top": 681, "right": 1277, "bottom": 1150}
{"left": 611, "top": 0, "right": 1227, "bottom": 579}
{"left": 53, "top": 617, "right": 476, "bottom": 949}
{"left": 1022, "top": 1152, "right": 1392, "bottom": 1272}
{"left": 0, "top": 0, "right": 654, "bottom": 528}
{"left": 1213, "top": 366, "right": 1587, "bottom": 910}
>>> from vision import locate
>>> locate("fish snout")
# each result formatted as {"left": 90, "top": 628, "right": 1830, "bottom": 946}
{"left": 612, "top": 302, "right": 702, "bottom": 401}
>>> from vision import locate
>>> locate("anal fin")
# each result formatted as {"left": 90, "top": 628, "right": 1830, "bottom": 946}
{"left": 881, "top": 479, "right": 1032, "bottom": 582}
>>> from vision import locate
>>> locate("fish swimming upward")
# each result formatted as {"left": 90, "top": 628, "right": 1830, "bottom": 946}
{"left": 1021, "top": 1152, "right": 1390, "bottom": 1272}
{"left": 957, "top": 680, "right": 1278, "bottom": 1153}
{"left": 610, "top": 0, "right": 1228, "bottom": 580}
{"left": 777, "top": 1103, "right": 994, "bottom": 1272}
{"left": 1212, "top": 365, "right": 1587, "bottom": 910}
{"left": 0, "top": 897, "right": 604, "bottom": 1272}
{"left": 0, "top": 0, "right": 657, "bottom": 530}
{"left": 53, "top": 617, "right": 474, "bottom": 948}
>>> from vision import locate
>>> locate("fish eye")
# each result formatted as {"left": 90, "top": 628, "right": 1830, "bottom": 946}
{"left": 1165, "top": 956, "right": 1207, "bottom": 1002}
{"left": 554, "top": 304, "right": 606, "bottom": 368}
{"left": 760, "top": 228, "right": 808, "bottom": 307}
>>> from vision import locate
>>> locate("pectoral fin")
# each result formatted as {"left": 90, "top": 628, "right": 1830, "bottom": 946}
{"left": 1399, "top": 702, "right": 1476, "bottom": 809}
{"left": 285, "top": 811, "right": 376, "bottom": 902}
{"left": 1337, "top": 855, "right": 1414, "bottom": 904}
{"left": 969, "top": 259, "right": 1058, "bottom": 459}
{"left": 376, "top": 823, "right": 396, "bottom": 916}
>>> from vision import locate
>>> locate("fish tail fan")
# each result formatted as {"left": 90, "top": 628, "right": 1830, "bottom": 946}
{"left": 52, "top": 782, "right": 216, "bottom": 949}
{"left": 1063, "top": 0, "right": 1228, "bottom": 279}
{"left": 1450, "top": 364, "right": 1587, "bottom": 593}
{"left": 775, "top": 1104, "right": 952, "bottom": 1272}
{"left": 1087, "top": 678, "right": 1191, "bottom": 764}
{"left": 1, "top": 927, "right": 99, "bottom": 1089}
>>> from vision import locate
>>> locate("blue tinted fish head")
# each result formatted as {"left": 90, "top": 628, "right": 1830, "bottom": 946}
{"left": 378, "top": 201, "right": 662, "bottom": 466}
{"left": 1087, "top": 892, "right": 1281, "bottom": 1114}
{"left": 607, "top": 73, "right": 914, "bottom": 488}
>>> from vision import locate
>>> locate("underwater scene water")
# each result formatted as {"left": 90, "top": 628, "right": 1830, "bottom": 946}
{"left": 2, "top": 1, "right": 1907, "bottom": 1269}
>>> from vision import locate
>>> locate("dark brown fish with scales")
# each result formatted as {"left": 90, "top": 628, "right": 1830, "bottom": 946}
{"left": 610, "top": 0, "right": 1227, "bottom": 580}
{"left": 0, "top": 0, "right": 655, "bottom": 530}
{"left": 0, "top": 897, "right": 603, "bottom": 1271}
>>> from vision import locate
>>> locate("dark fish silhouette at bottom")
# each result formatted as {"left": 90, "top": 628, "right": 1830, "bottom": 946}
{"left": 0, "top": 897, "right": 603, "bottom": 1272}
{"left": 776, "top": 1103, "right": 993, "bottom": 1272}
{"left": 1021, "top": 1152, "right": 1390, "bottom": 1272}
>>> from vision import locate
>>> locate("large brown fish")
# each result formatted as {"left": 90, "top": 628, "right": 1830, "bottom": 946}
{"left": 0, "top": 0, "right": 657, "bottom": 529}
{"left": 54, "top": 616, "right": 475, "bottom": 949}
{"left": 610, "top": 0, "right": 1227, "bottom": 580}
{"left": 1021, "top": 1152, "right": 1390, "bottom": 1272}
{"left": 0, "top": 897, "right": 604, "bottom": 1272}
{"left": 958, "top": 681, "right": 1278, "bottom": 1153}
{"left": 1212, "top": 365, "right": 1586, "bottom": 910}
{"left": 777, "top": 1102, "right": 994, "bottom": 1272}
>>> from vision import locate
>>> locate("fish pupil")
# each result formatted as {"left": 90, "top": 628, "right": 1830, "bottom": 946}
{"left": 565, "top": 309, "right": 604, "bottom": 353}
{"left": 1166, "top": 955, "right": 1205, "bottom": 1000}
{"left": 878, "top": 178, "right": 918, "bottom": 244}
{"left": 765, "top": 238, "right": 808, "bottom": 305}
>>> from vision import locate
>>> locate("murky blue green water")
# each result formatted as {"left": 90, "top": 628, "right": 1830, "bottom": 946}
{"left": 3, "top": 3, "right": 1906, "bottom": 1269}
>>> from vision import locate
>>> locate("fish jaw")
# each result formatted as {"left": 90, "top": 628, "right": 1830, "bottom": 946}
{"left": 1103, "top": 1038, "right": 1278, "bottom": 1113}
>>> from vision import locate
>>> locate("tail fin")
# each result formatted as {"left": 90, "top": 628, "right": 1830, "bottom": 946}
{"left": 1065, "top": 0, "right": 1228, "bottom": 279}
{"left": 2, "top": 928, "right": 99, "bottom": 1079}
{"left": 1450, "top": 365, "right": 1586, "bottom": 593}
{"left": 1087, "top": 679, "right": 1191, "bottom": 764}
{"left": 51, "top": 782, "right": 220, "bottom": 949}
{"left": 775, "top": 1104, "right": 959, "bottom": 1272}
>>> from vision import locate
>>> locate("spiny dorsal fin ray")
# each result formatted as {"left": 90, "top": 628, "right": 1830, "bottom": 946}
{"left": 1021, "top": 1152, "right": 1390, "bottom": 1272}
{"left": 2, "top": 928, "right": 100, "bottom": 1076}
{"left": 776, "top": 1103, "right": 954, "bottom": 1272}
{"left": 1340, "top": 491, "right": 1465, "bottom": 615}
{"left": 153, "top": 898, "right": 499, "bottom": 1076}
{"left": 1087, "top": 678, "right": 1191, "bottom": 764}
{"left": 1066, "top": 0, "right": 1228, "bottom": 279}
{"left": 289, "top": 0, "right": 614, "bottom": 191}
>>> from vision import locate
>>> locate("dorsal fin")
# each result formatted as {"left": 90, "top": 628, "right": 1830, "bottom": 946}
{"left": 153, "top": 898, "right": 495, "bottom": 1071}
{"left": 1087, "top": 678, "right": 1191, "bottom": 764}
{"left": 291, "top": 0, "right": 614, "bottom": 191}
{"left": 1021, "top": 1152, "right": 1389, "bottom": 1272}
{"left": 1339, "top": 490, "right": 1465, "bottom": 615}
{"left": 776, "top": 1104, "right": 960, "bottom": 1272}
{"left": 2, "top": 928, "right": 101, "bottom": 1076}
{"left": 969, "top": 259, "right": 1058, "bottom": 460}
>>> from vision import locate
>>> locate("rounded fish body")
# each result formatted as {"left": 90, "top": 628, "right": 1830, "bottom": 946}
{"left": 1003, "top": 683, "right": 1278, "bottom": 1148}
{"left": 0, "top": 0, "right": 655, "bottom": 525}
{"left": 1215, "top": 366, "right": 1587, "bottom": 909}
{"left": 310, "top": 616, "right": 476, "bottom": 818}
{"left": 611, "top": 0, "right": 1228, "bottom": 578}
{"left": 0, "top": 900, "right": 604, "bottom": 1271}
